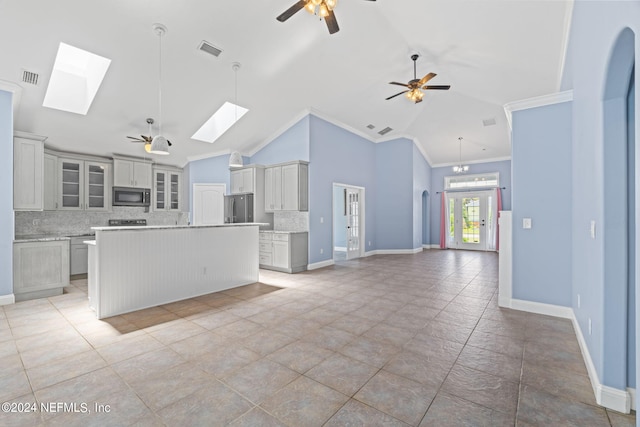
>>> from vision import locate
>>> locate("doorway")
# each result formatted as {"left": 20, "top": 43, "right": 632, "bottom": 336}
{"left": 333, "top": 184, "right": 365, "bottom": 261}
{"left": 447, "top": 191, "right": 491, "bottom": 251}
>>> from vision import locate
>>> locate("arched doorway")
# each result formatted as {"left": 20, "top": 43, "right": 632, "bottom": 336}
{"left": 602, "top": 27, "right": 635, "bottom": 402}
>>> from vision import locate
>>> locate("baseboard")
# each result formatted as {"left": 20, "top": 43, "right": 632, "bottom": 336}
{"left": 0, "top": 293, "right": 15, "bottom": 306}
{"left": 509, "top": 298, "right": 574, "bottom": 319}
{"left": 571, "top": 314, "right": 632, "bottom": 414}
{"left": 307, "top": 259, "right": 335, "bottom": 270}
{"left": 507, "top": 298, "right": 632, "bottom": 413}
{"left": 367, "top": 248, "right": 423, "bottom": 256}
{"left": 628, "top": 387, "right": 636, "bottom": 410}
{"left": 334, "top": 246, "right": 346, "bottom": 251}
{"left": 422, "top": 244, "right": 440, "bottom": 249}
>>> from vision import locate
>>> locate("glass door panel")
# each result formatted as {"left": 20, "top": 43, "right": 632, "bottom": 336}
{"left": 61, "top": 161, "right": 81, "bottom": 209}
{"left": 156, "top": 172, "right": 165, "bottom": 210}
{"left": 170, "top": 173, "right": 179, "bottom": 210}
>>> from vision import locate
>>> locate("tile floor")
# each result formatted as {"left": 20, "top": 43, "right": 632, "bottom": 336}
{"left": 0, "top": 250, "right": 636, "bottom": 426}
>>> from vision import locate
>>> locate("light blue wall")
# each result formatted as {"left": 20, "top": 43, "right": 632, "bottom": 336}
{"left": 0, "top": 90, "right": 13, "bottom": 298}
{"left": 308, "top": 116, "right": 376, "bottom": 263}
{"left": 375, "top": 139, "right": 414, "bottom": 250}
{"left": 511, "top": 102, "right": 572, "bottom": 307}
{"left": 185, "top": 153, "right": 232, "bottom": 217}
{"left": 429, "top": 160, "right": 511, "bottom": 246}
{"left": 251, "top": 116, "right": 310, "bottom": 164}
{"left": 413, "top": 144, "right": 432, "bottom": 249}
{"left": 333, "top": 186, "right": 347, "bottom": 248}
{"left": 562, "top": 0, "right": 639, "bottom": 394}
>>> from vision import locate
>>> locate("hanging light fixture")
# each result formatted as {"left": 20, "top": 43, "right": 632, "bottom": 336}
{"left": 305, "top": 0, "right": 337, "bottom": 16}
{"left": 452, "top": 137, "right": 469, "bottom": 173}
{"left": 228, "top": 62, "right": 244, "bottom": 168}
{"left": 150, "top": 23, "right": 169, "bottom": 155}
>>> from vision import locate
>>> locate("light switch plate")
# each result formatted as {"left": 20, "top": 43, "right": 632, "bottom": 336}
{"left": 590, "top": 220, "right": 596, "bottom": 239}
{"left": 523, "top": 218, "right": 532, "bottom": 229}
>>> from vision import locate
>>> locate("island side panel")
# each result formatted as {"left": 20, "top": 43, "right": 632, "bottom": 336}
{"left": 95, "top": 225, "right": 259, "bottom": 318}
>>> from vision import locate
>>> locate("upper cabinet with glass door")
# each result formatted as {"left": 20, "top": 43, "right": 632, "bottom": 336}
{"left": 57, "top": 157, "right": 110, "bottom": 211}
{"left": 153, "top": 167, "right": 182, "bottom": 211}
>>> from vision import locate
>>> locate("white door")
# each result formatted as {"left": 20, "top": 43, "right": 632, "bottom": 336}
{"left": 192, "top": 183, "right": 225, "bottom": 225}
{"left": 447, "top": 192, "right": 489, "bottom": 250}
{"left": 346, "top": 188, "right": 361, "bottom": 260}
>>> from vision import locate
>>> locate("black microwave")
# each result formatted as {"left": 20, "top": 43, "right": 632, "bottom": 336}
{"left": 112, "top": 187, "right": 151, "bottom": 207}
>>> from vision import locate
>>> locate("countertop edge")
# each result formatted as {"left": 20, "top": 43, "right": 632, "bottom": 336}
{"left": 92, "top": 223, "right": 270, "bottom": 231}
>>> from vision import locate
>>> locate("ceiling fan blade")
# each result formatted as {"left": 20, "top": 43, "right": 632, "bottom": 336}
{"left": 325, "top": 10, "right": 339, "bottom": 34}
{"left": 276, "top": 0, "right": 306, "bottom": 22}
{"left": 385, "top": 90, "right": 408, "bottom": 100}
{"left": 389, "top": 82, "right": 410, "bottom": 87}
{"left": 423, "top": 85, "right": 451, "bottom": 90}
{"left": 127, "top": 136, "right": 145, "bottom": 142}
{"left": 418, "top": 72, "right": 437, "bottom": 86}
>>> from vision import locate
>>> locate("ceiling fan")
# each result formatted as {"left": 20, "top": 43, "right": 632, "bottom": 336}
{"left": 386, "top": 54, "right": 451, "bottom": 104}
{"left": 127, "top": 118, "right": 172, "bottom": 153}
{"left": 277, "top": 0, "right": 376, "bottom": 35}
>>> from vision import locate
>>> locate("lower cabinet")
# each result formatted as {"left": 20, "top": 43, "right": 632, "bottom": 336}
{"left": 13, "top": 240, "right": 70, "bottom": 301}
{"left": 259, "top": 231, "right": 308, "bottom": 273}
{"left": 70, "top": 236, "right": 90, "bottom": 275}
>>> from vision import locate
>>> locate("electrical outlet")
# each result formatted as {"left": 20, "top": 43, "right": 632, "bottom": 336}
{"left": 588, "top": 318, "right": 592, "bottom": 335}
{"left": 522, "top": 218, "right": 532, "bottom": 229}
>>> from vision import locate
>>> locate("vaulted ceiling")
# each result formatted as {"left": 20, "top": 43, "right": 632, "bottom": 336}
{"left": 0, "top": 0, "right": 572, "bottom": 167}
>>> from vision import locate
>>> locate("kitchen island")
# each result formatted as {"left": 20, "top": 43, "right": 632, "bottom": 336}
{"left": 87, "top": 223, "right": 265, "bottom": 319}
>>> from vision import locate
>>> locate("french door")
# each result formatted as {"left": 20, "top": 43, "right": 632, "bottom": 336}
{"left": 447, "top": 191, "right": 490, "bottom": 250}
{"left": 346, "top": 188, "right": 361, "bottom": 260}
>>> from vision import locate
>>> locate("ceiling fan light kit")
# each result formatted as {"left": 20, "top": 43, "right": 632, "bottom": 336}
{"left": 386, "top": 54, "right": 450, "bottom": 104}
{"left": 277, "top": 0, "right": 374, "bottom": 35}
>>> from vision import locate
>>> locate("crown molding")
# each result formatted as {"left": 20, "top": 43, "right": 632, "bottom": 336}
{"left": 503, "top": 90, "right": 573, "bottom": 129}
{"left": 557, "top": 0, "right": 575, "bottom": 91}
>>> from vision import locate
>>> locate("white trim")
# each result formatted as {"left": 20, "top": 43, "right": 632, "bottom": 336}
{"left": 557, "top": 0, "right": 575, "bottom": 92}
{"left": 628, "top": 388, "right": 636, "bottom": 411}
{"left": 503, "top": 90, "right": 574, "bottom": 130}
{"left": 432, "top": 156, "right": 512, "bottom": 169}
{"left": 0, "top": 294, "right": 15, "bottom": 306}
{"left": 509, "top": 298, "right": 574, "bottom": 319}
{"left": 307, "top": 259, "right": 334, "bottom": 270}
{"left": 309, "top": 108, "right": 375, "bottom": 143}
{"left": 365, "top": 248, "right": 423, "bottom": 256}
{"left": 0, "top": 80, "right": 22, "bottom": 118}
{"left": 422, "top": 244, "right": 440, "bottom": 249}
{"left": 334, "top": 246, "right": 346, "bottom": 251}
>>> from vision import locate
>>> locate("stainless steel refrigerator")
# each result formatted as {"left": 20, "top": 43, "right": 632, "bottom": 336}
{"left": 224, "top": 193, "right": 254, "bottom": 223}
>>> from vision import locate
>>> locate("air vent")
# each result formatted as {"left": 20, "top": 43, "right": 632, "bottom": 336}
{"left": 366, "top": 124, "right": 375, "bottom": 130}
{"left": 198, "top": 41, "right": 222, "bottom": 57}
{"left": 378, "top": 127, "right": 393, "bottom": 136}
{"left": 21, "top": 69, "right": 39, "bottom": 85}
{"left": 482, "top": 118, "right": 496, "bottom": 127}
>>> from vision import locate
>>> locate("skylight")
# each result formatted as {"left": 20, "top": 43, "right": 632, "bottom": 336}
{"left": 191, "top": 102, "right": 249, "bottom": 143}
{"left": 42, "top": 43, "right": 111, "bottom": 115}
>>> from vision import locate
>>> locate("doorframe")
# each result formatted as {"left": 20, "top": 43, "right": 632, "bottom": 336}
{"left": 446, "top": 190, "right": 492, "bottom": 251}
{"left": 332, "top": 182, "right": 366, "bottom": 260}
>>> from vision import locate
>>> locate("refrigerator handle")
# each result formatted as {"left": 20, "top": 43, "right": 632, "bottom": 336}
{"left": 231, "top": 197, "right": 235, "bottom": 222}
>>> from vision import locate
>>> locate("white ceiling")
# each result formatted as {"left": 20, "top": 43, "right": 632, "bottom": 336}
{"left": 0, "top": 0, "right": 571, "bottom": 168}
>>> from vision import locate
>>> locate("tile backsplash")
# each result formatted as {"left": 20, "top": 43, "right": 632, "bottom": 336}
{"left": 15, "top": 208, "right": 187, "bottom": 237}
{"left": 273, "top": 211, "right": 308, "bottom": 232}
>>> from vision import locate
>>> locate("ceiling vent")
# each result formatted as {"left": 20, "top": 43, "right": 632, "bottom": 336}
{"left": 198, "top": 41, "right": 222, "bottom": 57}
{"left": 21, "top": 69, "right": 39, "bottom": 85}
{"left": 482, "top": 117, "right": 496, "bottom": 127}
{"left": 378, "top": 127, "right": 393, "bottom": 136}
{"left": 366, "top": 124, "right": 375, "bottom": 129}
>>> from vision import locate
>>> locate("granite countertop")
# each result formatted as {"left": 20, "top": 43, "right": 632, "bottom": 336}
{"left": 92, "top": 223, "right": 270, "bottom": 232}
{"left": 259, "top": 230, "right": 308, "bottom": 234}
{"left": 14, "top": 232, "right": 95, "bottom": 243}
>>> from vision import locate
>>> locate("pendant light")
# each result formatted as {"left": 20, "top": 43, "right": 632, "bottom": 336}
{"left": 452, "top": 137, "right": 469, "bottom": 173}
{"left": 228, "top": 62, "right": 243, "bottom": 168}
{"left": 150, "top": 23, "right": 169, "bottom": 155}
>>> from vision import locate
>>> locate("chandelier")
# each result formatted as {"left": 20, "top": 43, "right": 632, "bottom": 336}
{"left": 452, "top": 137, "right": 469, "bottom": 173}
{"left": 406, "top": 88, "right": 424, "bottom": 103}
{"left": 304, "top": 0, "right": 337, "bottom": 17}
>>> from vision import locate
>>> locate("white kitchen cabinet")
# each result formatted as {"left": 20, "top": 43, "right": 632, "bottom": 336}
{"left": 14, "top": 239, "right": 69, "bottom": 301}
{"left": 258, "top": 231, "right": 308, "bottom": 273}
{"left": 58, "top": 158, "right": 110, "bottom": 211}
{"left": 13, "top": 132, "right": 46, "bottom": 211}
{"left": 153, "top": 167, "right": 182, "bottom": 211}
{"left": 264, "top": 161, "right": 308, "bottom": 211}
{"left": 113, "top": 158, "right": 152, "bottom": 188}
{"left": 230, "top": 167, "right": 254, "bottom": 194}
{"left": 43, "top": 153, "right": 58, "bottom": 210}
{"left": 70, "top": 236, "right": 90, "bottom": 275}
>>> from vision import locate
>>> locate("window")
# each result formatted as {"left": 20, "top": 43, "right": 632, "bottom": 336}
{"left": 444, "top": 172, "right": 499, "bottom": 190}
